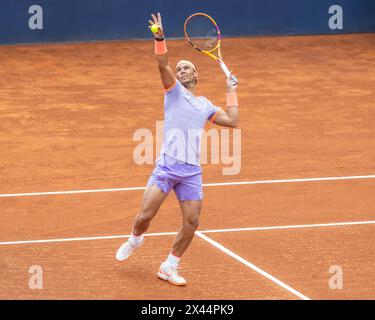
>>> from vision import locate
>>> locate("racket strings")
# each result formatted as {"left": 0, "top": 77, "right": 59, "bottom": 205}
{"left": 185, "top": 16, "right": 219, "bottom": 52}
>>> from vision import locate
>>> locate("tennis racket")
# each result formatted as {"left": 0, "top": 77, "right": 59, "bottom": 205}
{"left": 184, "top": 12, "right": 238, "bottom": 86}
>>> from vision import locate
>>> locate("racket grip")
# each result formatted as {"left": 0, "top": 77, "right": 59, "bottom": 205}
{"left": 218, "top": 59, "right": 237, "bottom": 86}
{"left": 218, "top": 59, "right": 231, "bottom": 77}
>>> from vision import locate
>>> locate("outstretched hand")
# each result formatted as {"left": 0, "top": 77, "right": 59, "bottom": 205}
{"left": 148, "top": 13, "right": 165, "bottom": 39}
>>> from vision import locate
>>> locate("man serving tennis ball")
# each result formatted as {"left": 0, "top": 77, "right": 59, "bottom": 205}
{"left": 115, "top": 13, "right": 239, "bottom": 286}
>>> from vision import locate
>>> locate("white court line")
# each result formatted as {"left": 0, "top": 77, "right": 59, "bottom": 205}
{"left": 0, "top": 219, "right": 374, "bottom": 246}
{"left": 0, "top": 231, "right": 177, "bottom": 246}
{"left": 201, "top": 220, "right": 375, "bottom": 234}
{"left": 195, "top": 231, "right": 311, "bottom": 300}
{"left": 1, "top": 174, "right": 374, "bottom": 198}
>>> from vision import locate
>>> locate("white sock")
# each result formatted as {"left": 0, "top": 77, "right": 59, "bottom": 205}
{"left": 166, "top": 252, "right": 180, "bottom": 266}
{"left": 129, "top": 232, "right": 143, "bottom": 245}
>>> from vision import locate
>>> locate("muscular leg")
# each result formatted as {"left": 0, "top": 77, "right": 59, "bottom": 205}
{"left": 132, "top": 184, "right": 169, "bottom": 236}
{"left": 115, "top": 183, "right": 169, "bottom": 262}
{"left": 171, "top": 200, "right": 202, "bottom": 257}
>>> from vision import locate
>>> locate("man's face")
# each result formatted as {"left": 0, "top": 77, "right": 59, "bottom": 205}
{"left": 176, "top": 63, "right": 197, "bottom": 86}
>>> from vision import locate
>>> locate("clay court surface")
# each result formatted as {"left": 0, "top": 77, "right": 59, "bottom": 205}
{"left": 0, "top": 33, "right": 374, "bottom": 299}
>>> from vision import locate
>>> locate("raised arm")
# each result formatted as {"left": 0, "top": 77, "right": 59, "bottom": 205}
{"left": 212, "top": 78, "right": 239, "bottom": 128}
{"left": 148, "top": 13, "right": 176, "bottom": 90}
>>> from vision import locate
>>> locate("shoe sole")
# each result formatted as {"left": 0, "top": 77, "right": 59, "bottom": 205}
{"left": 157, "top": 271, "right": 187, "bottom": 286}
{"left": 115, "top": 247, "right": 133, "bottom": 262}
{"left": 116, "top": 240, "right": 144, "bottom": 262}
{"left": 115, "top": 254, "right": 132, "bottom": 262}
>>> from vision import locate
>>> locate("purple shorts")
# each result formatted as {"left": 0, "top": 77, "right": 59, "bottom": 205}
{"left": 147, "top": 154, "right": 203, "bottom": 201}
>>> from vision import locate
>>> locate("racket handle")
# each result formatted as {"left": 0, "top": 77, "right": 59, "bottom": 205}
{"left": 218, "top": 59, "right": 238, "bottom": 86}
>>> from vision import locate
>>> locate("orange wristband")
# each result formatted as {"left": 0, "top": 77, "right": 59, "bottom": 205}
{"left": 226, "top": 92, "right": 239, "bottom": 106}
{"left": 155, "top": 39, "right": 167, "bottom": 55}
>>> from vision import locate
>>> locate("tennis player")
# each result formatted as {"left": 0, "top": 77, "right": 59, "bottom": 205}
{"left": 115, "top": 13, "right": 239, "bottom": 286}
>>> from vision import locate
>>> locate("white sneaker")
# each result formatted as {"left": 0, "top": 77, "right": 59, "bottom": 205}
{"left": 157, "top": 262, "right": 187, "bottom": 286}
{"left": 115, "top": 237, "right": 144, "bottom": 262}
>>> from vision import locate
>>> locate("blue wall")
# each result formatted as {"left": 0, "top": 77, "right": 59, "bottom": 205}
{"left": 0, "top": 0, "right": 374, "bottom": 45}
